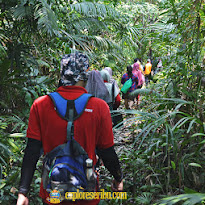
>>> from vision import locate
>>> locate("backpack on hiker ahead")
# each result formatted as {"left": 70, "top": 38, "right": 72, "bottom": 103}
{"left": 42, "top": 92, "right": 97, "bottom": 199}
{"left": 121, "top": 78, "right": 132, "bottom": 94}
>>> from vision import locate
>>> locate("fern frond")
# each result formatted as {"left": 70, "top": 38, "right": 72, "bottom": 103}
{"left": 70, "top": 2, "right": 120, "bottom": 19}
{"left": 13, "top": 3, "right": 33, "bottom": 20}
{"left": 129, "top": 88, "right": 162, "bottom": 98}
{"left": 34, "top": 0, "right": 58, "bottom": 36}
{"left": 157, "top": 193, "right": 205, "bottom": 205}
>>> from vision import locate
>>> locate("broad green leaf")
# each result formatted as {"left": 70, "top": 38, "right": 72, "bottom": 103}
{"left": 192, "top": 133, "right": 205, "bottom": 138}
{"left": 189, "top": 163, "right": 202, "bottom": 168}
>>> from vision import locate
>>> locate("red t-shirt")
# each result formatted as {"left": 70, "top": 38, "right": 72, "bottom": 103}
{"left": 26, "top": 86, "right": 114, "bottom": 205}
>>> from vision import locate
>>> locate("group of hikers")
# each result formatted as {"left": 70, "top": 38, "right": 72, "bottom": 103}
{"left": 16, "top": 52, "right": 162, "bottom": 205}
{"left": 121, "top": 57, "right": 162, "bottom": 109}
{"left": 85, "top": 57, "right": 162, "bottom": 111}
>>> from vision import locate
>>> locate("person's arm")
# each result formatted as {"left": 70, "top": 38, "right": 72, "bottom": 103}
{"left": 96, "top": 101, "right": 123, "bottom": 191}
{"left": 17, "top": 138, "right": 42, "bottom": 205}
{"left": 96, "top": 146, "right": 123, "bottom": 191}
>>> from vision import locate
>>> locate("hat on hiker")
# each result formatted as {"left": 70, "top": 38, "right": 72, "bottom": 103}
{"left": 100, "top": 69, "right": 110, "bottom": 83}
{"left": 60, "top": 52, "right": 89, "bottom": 86}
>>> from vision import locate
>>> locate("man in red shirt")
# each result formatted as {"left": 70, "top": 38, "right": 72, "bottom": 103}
{"left": 16, "top": 52, "right": 123, "bottom": 205}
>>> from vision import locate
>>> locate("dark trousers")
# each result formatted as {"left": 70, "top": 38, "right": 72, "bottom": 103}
{"left": 145, "top": 74, "right": 152, "bottom": 85}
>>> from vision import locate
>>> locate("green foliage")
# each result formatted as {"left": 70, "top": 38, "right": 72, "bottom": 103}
{"left": 0, "top": 117, "right": 25, "bottom": 204}
{"left": 111, "top": 1, "right": 205, "bottom": 204}
{"left": 157, "top": 193, "right": 205, "bottom": 205}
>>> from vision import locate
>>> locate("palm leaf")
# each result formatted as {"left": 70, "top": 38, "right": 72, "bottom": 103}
{"left": 70, "top": 2, "right": 120, "bottom": 19}
{"left": 13, "top": 3, "right": 33, "bottom": 20}
{"left": 157, "top": 193, "right": 205, "bottom": 205}
{"left": 34, "top": 0, "right": 59, "bottom": 36}
{"left": 129, "top": 88, "right": 162, "bottom": 98}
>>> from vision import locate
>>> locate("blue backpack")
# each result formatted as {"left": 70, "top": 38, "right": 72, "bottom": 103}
{"left": 42, "top": 92, "right": 94, "bottom": 196}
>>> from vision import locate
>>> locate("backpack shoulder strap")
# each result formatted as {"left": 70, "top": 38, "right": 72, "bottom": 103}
{"left": 74, "top": 93, "right": 92, "bottom": 119}
{"left": 48, "top": 92, "right": 92, "bottom": 141}
{"left": 48, "top": 92, "right": 92, "bottom": 121}
{"left": 48, "top": 92, "right": 68, "bottom": 120}
{"left": 111, "top": 83, "right": 115, "bottom": 103}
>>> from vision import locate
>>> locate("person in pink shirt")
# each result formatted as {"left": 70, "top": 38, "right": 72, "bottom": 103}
{"left": 132, "top": 62, "right": 145, "bottom": 105}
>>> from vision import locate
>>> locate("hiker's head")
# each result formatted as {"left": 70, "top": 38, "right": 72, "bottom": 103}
{"left": 100, "top": 69, "right": 110, "bottom": 83}
{"left": 59, "top": 52, "right": 89, "bottom": 87}
{"left": 127, "top": 65, "right": 132, "bottom": 77}
{"left": 147, "top": 59, "right": 151, "bottom": 63}
{"left": 104, "top": 67, "right": 112, "bottom": 77}
{"left": 133, "top": 62, "right": 139, "bottom": 71}
{"left": 134, "top": 58, "right": 139, "bottom": 63}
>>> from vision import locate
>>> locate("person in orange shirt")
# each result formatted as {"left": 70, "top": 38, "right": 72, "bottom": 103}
{"left": 144, "top": 59, "right": 152, "bottom": 85}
